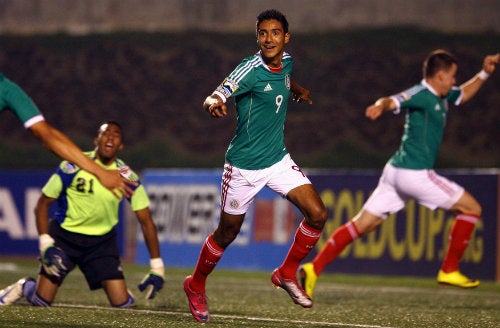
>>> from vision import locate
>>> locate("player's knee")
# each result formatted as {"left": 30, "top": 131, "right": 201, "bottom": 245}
{"left": 457, "top": 191, "right": 482, "bottom": 218}
{"left": 471, "top": 202, "right": 482, "bottom": 218}
{"left": 307, "top": 203, "right": 327, "bottom": 230}
{"left": 459, "top": 201, "right": 482, "bottom": 218}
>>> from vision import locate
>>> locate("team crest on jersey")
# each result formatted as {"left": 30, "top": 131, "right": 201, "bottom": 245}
{"left": 285, "top": 75, "right": 290, "bottom": 90}
{"left": 119, "top": 164, "right": 137, "bottom": 181}
{"left": 60, "top": 161, "right": 79, "bottom": 174}
{"left": 216, "top": 78, "right": 239, "bottom": 98}
{"left": 229, "top": 198, "right": 240, "bottom": 209}
{"left": 119, "top": 165, "right": 132, "bottom": 178}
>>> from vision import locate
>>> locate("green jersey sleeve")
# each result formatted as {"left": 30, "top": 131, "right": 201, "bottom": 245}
{"left": 0, "top": 73, "right": 44, "bottom": 128}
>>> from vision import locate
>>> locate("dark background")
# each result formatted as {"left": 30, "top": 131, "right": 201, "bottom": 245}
{"left": 1, "top": 29, "right": 499, "bottom": 170}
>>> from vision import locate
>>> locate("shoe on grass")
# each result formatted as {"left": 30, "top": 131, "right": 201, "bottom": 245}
{"left": 183, "top": 275, "right": 209, "bottom": 323}
{"left": 271, "top": 268, "right": 312, "bottom": 308}
{"left": 437, "top": 270, "right": 479, "bottom": 288}
{"left": 0, "top": 277, "right": 35, "bottom": 306}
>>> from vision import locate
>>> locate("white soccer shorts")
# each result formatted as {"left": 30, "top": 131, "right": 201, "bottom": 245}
{"left": 363, "top": 163, "right": 464, "bottom": 219}
{"left": 221, "top": 154, "right": 311, "bottom": 215}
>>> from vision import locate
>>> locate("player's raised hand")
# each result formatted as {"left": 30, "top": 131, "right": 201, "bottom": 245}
{"left": 483, "top": 53, "right": 500, "bottom": 74}
{"left": 208, "top": 102, "right": 228, "bottom": 118}
{"left": 365, "top": 104, "right": 383, "bottom": 121}
{"left": 204, "top": 95, "right": 227, "bottom": 118}
{"left": 366, "top": 97, "right": 396, "bottom": 121}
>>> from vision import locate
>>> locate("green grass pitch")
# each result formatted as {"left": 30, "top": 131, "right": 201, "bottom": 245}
{"left": 1, "top": 257, "right": 499, "bottom": 327}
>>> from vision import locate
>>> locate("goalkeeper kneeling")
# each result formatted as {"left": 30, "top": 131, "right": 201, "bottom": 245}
{"left": 0, "top": 121, "right": 164, "bottom": 308}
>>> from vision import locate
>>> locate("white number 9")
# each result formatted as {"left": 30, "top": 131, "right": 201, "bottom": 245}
{"left": 275, "top": 95, "right": 283, "bottom": 113}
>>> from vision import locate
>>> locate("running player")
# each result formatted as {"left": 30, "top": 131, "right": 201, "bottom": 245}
{"left": 183, "top": 9, "right": 326, "bottom": 323}
{"left": 0, "top": 121, "right": 164, "bottom": 307}
{"left": 300, "top": 50, "right": 500, "bottom": 299}
{"left": 0, "top": 73, "right": 135, "bottom": 198}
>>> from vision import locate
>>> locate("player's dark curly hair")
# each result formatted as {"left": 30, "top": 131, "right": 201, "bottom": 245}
{"left": 423, "top": 49, "right": 458, "bottom": 78}
{"left": 256, "top": 9, "right": 289, "bottom": 36}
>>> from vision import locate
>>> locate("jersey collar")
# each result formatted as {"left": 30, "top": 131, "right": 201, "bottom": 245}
{"left": 422, "top": 79, "right": 439, "bottom": 96}
{"left": 258, "top": 51, "right": 283, "bottom": 72}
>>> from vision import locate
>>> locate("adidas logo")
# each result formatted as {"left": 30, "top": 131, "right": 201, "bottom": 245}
{"left": 434, "top": 104, "right": 440, "bottom": 111}
{"left": 264, "top": 83, "right": 273, "bottom": 91}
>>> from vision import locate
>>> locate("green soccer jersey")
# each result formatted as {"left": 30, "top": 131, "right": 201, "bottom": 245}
{"left": 42, "top": 151, "right": 150, "bottom": 236}
{"left": 214, "top": 52, "right": 293, "bottom": 169}
{"left": 389, "top": 80, "right": 462, "bottom": 169}
{"left": 0, "top": 73, "right": 44, "bottom": 128}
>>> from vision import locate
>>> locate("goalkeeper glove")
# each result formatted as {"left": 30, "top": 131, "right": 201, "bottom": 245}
{"left": 138, "top": 258, "right": 165, "bottom": 299}
{"left": 39, "top": 234, "right": 68, "bottom": 278}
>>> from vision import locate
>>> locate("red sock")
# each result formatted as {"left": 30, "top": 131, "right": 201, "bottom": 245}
{"left": 278, "top": 220, "right": 322, "bottom": 279}
{"left": 312, "top": 221, "right": 360, "bottom": 275}
{"left": 190, "top": 234, "right": 224, "bottom": 292}
{"left": 441, "top": 214, "right": 479, "bottom": 273}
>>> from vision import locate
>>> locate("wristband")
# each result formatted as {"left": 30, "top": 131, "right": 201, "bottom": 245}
{"left": 212, "top": 91, "right": 227, "bottom": 103}
{"left": 39, "top": 234, "right": 55, "bottom": 252}
{"left": 477, "top": 69, "right": 490, "bottom": 81}
{"left": 150, "top": 257, "right": 165, "bottom": 277}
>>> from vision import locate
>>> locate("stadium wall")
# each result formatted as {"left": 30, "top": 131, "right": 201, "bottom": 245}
{"left": 136, "top": 169, "right": 500, "bottom": 281}
{"left": 0, "top": 0, "right": 499, "bottom": 35}
{"left": 1, "top": 169, "right": 499, "bottom": 281}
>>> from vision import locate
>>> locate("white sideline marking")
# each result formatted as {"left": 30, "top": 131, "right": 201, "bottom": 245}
{"left": 58, "top": 303, "right": 394, "bottom": 327}
{"left": 0, "top": 263, "right": 19, "bottom": 271}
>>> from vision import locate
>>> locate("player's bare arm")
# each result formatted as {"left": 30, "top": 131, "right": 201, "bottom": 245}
{"left": 135, "top": 207, "right": 161, "bottom": 259}
{"left": 34, "top": 194, "right": 55, "bottom": 236}
{"left": 365, "top": 97, "right": 397, "bottom": 120}
{"left": 203, "top": 94, "right": 227, "bottom": 118}
{"left": 460, "top": 53, "right": 499, "bottom": 104}
{"left": 290, "top": 80, "right": 313, "bottom": 104}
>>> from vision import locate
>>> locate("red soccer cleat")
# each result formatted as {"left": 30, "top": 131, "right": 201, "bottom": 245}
{"left": 271, "top": 268, "right": 313, "bottom": 308}
{"left": 183, "top": 275, "right": 210, "bottom": 323}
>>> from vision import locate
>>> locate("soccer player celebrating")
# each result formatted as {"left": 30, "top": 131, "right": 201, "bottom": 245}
{"left": 0, "top": 121, "right": 164, "bottom": 307}
{"left": 0, "top": 73, "right": 135, "bottom": 198}
{"left": 300, "top": 50, "right": 499, "bottom": 299}
{"left": 183, "top": 9, "right": 326, "bottom": 323}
